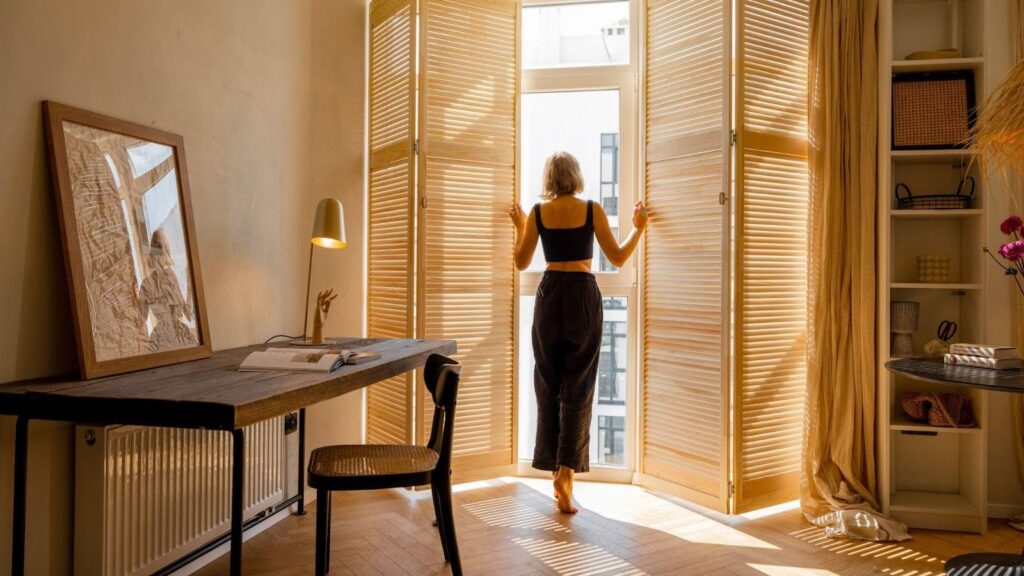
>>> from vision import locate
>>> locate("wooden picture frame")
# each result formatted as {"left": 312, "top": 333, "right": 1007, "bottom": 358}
{"left": 42, "top": 101, "right": 211, "bottom": 379}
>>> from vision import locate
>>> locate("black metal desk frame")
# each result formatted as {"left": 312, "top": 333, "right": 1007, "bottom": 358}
{"left": 3, "top": 337, "right": 454, "bottom": 576}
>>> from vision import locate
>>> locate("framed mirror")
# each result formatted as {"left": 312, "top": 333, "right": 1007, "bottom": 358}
{"left": 43, "top": 101, "right": 211, "bottom": 379}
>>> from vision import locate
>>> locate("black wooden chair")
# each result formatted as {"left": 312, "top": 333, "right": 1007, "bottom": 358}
{"left": 307, "top": 354, "right": 462, "bottom": 576}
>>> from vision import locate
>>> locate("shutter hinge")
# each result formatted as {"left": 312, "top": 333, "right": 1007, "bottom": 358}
{"left": 719, "top": 192, "right": 728, "bottom": 205}
{"left": 413, "top": 139, "right": 419, "bottom": 154}
{"left": 729, "top": 481, "right": 735, "bottom": 495}
{"left": 730, "top": 129, "right": 737, "bottom": 146}
{"left": 420, "top": 196, "right": 427, "bottom": 209}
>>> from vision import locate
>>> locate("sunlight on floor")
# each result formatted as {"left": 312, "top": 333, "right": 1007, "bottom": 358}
{"left": 741, "top": 500, "right": 802, "bottom": 520}
{"left": 462, "top": 495, "right": 572, "bottom": 533}
{"left": 747, "top": 564, "right": 840, "bottom": 576}
{"left": 507, "top": 476, "right": 781, "bottom": 551}
{"left": 434, "top": 476, "right": 964, "bottom": 576}
{"left": 513, "top": 537, "right": 648, "bottom": 576}
{"left": 788, "top": 524, "right": 943, "bottom": 576}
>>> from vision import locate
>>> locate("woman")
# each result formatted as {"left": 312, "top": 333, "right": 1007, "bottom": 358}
{"left": 509, "top": 151, "right": 648, "bottom": 514}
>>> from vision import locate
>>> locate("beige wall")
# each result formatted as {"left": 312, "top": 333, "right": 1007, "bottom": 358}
{"left": 0, "top": 1, "right": 365, "bottom": 573}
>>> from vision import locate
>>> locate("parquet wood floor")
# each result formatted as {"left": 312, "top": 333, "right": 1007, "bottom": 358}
{"left": 192, "top": 477, "right": 1022, "bottom": 575}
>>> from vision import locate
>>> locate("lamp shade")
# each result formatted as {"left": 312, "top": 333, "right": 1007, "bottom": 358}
{"left": 311, "top": 198, "right": 346, "bottom": 249}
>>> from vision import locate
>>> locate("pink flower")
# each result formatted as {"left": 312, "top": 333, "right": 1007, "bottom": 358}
{"left": 999, "top": 240, "right": 1024, "bottom": 261}
{"left": 1001, "top": 215, "right": 1023, "bottom": 235}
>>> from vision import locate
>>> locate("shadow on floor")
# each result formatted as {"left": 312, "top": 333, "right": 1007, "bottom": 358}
{"left": 192, "top": 477, "right": 1022, "bottom": 576}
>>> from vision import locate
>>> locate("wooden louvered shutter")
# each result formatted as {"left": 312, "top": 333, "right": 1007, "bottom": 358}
{"left": 733, "top": 0, "right": 809, "bottom": 512}
{"left": 641, "top": 0, "right": 732, "bottom": 512}
{"left": 417, "top": 0, "right": 519, "bottom": 476}
{"left": 366, "top": 0, "right": 417, "bottom": 445}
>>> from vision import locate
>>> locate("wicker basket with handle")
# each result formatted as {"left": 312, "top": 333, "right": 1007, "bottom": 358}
{"left": 894, "top": 177, "right": 974, "bottom": 210}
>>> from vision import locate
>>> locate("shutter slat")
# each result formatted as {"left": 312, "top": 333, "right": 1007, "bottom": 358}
{"left": 642, "top": 0, "right": 731, "bottom": 512}
{"left": 418, "top": 0, "right": 518, "bottom": 470}
{"left": 366, "top": 0, "right": 416, "bottom": 445}
{"left": 733, "top": 0, "right": 808, "bottom": 512}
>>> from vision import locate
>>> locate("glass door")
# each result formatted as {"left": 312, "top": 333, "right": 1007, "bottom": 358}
{"left": 517, "top": 0, "right": 638, "bottom": 481}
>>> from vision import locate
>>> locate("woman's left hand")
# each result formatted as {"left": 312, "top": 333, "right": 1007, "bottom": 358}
{"left": 633, "top": 201, "right": 649, "bottom": 230}
{"left": 508, "top": 203, "right": 527, "bottom": 231}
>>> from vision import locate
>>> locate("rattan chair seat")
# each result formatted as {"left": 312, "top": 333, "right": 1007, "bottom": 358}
{"left": 308, "top": 444, "right": 439, "bottom": 488}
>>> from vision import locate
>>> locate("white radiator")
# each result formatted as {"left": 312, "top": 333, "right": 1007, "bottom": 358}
{"left": 74, "top": 418, "right": 287, "bottom": 576}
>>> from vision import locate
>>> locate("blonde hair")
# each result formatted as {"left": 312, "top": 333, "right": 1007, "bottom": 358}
{"left": 541, "top": 152, "right": 584, "bottom": 200}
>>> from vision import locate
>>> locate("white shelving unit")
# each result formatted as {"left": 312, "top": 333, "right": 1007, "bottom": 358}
{"left": 879, "top": 0, "right": 992, "bottom": 534}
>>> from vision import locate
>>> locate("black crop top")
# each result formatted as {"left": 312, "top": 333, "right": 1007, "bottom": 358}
{"left": 535, "top": 200, "right": 595, "bottom": 262}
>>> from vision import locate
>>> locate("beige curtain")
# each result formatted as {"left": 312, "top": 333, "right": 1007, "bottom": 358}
{"left": 802, "top": 0, "right": 909, "bottom": 541}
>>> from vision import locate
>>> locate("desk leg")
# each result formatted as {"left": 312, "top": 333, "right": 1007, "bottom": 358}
{"left": 11, "top": 416, "right": 28, "bottom": 576}
{"left": 295, "top": 408, "right": 307, "bottom": 516}
{"left": 230, "top": 428, "right": 245, "bottom": 576}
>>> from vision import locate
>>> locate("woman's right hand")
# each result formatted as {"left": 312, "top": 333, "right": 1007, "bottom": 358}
{"left": 509, "top": 203, "right": 527, "bottom": 231}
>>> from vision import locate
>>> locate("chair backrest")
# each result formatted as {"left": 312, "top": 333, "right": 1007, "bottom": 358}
{"left": 424, "top": 354, "right": 461, "bottom": 469}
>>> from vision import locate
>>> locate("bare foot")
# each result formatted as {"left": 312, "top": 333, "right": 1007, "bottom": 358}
{"left": 550, "top": 469, "right": 574, "bottom": 493}
{"left": 553, "top": 467, "right": 577, "bottom": 514}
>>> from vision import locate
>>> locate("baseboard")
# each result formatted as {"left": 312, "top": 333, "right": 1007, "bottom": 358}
{"left": 988, "top": 501, "right": 1024, "bottom": 519}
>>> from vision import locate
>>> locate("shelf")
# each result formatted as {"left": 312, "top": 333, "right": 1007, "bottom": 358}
{"left": 890, "top": 414, "right": 982, "bottom": 434}
{"left": 891, "top": 209, "right": 982, "bottom": 219}
{"left": 890, "top": 149, "right": 976, "bottom": 164}
{"left": 891, "top": 57, "right": 985, "bottom": 73}
{"left": 890, "top": 283, "right": 982, "bottom": 290}
{"left": 889, "top": 491, "right": 980, "bottom": 516}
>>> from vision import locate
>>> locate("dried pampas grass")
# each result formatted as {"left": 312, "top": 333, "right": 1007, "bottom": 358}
{"left": 971, "top": 59, "right": 1024, "bottom": 179}
{"left": 969, "top": 1, "right": 1024, "bottom": 208}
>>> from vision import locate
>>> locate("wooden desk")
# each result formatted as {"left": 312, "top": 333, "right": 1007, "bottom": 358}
{"left": 0, "top": 337, "right": 456, "bottom": 576}
{"left": 886, "top": 358, "right": 1024, "bottom": 575}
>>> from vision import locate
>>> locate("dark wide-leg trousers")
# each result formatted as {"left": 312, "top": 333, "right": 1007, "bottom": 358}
{"left": 531, "top": 271, "right": 603, "bottom": 473}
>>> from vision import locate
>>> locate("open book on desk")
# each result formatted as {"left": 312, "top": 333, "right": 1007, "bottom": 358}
{"left": 239, "top": 348, "right": 382, "bottom": 373}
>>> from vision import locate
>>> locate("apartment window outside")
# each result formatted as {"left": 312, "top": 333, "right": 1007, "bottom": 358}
{"left": 598, "top": 298, "right": 626, "bottom": 405}
{"left": 599, "top": 132, "right": 620, "bottom": 272}
{"left": 597, "top": 415, "right": 625, "bottom": 466}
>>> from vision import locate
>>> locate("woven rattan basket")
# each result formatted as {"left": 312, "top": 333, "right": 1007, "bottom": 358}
{"left": 892, "top": 71, "right": 976, "bottom": 149}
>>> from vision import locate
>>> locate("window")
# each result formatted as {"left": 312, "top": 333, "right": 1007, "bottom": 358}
{"left": 522, "top": 1, "right": 630, "bottom": 69}
{"left": 598, "top": 299, "right": 627, "bottom": 405}
{"left": 519, "top": 0, "right": 636, "bottom": 477}
{"left": 599, "top": 132, "right": 620, "bottom": 272}
{"left": 521, "top": 90, "right": 621, "bottom": 273}
{"left": 598, "top": 415, "right": 625, "bottom": 466}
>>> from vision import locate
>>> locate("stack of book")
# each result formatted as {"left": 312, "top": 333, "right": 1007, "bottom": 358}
{"left": 944, "top": 343, "right": 1022, "bottom": 370}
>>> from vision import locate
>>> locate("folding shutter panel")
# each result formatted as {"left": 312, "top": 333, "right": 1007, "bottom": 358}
{"left": 642, "top": 0, "right": 732, "bottom": 512}
{"left": 733, "top": 0, "right": 809, "bottom": 512}
{"left": 365, "top": 0, "right": 417, "bottom": 445}
{"left": 417, "top": 0, "right": 519, "bottom": 474}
